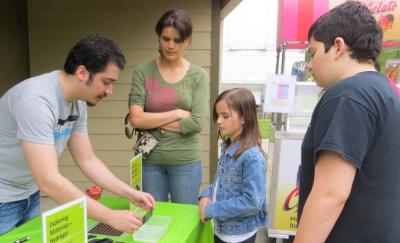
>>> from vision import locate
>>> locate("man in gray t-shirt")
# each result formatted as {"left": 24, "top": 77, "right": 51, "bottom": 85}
{"left": 0, "top": 34, "right": 155, "bottom": 235}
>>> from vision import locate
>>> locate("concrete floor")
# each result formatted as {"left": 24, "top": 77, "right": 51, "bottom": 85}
{"left": 40, "top": 196, "right": 58, "bottom": 212}
{"left": 255, "top": 227, "right": 293, "bottom": 243}
{"left": 255, "top": 226, "right": 270, "bottom": 243}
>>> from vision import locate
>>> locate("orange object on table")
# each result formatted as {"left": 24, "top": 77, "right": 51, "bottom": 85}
{"left": 86, "top": 185, "right": 103, "bottom": 200}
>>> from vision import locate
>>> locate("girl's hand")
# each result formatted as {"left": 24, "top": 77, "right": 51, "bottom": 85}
{"left": 198, "top": 197, "right": 211, "bottom": 223}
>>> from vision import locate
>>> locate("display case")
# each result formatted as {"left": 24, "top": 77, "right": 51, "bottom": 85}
{"left": 267, "top": 81, "right": 322, "bottom": 239}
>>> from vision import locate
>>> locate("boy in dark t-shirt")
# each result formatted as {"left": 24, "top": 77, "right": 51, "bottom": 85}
{"left": 295, "top": 2, "right": 400, "bottom": 243}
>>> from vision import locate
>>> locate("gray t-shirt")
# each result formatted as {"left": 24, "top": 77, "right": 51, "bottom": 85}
{"left": 0, "top": 70, "right": 87, "bottom": 202}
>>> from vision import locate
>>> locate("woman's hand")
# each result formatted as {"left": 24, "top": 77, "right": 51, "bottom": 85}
{"left": 176, "top": 109, "right": 192, "bottom": 119}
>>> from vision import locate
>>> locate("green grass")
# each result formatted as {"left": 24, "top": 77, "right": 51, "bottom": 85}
{"left": 258, "top": 117, "right": 275, "bottom": 142}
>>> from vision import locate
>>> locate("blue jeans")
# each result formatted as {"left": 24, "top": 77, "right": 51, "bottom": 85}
{"left": 143, "top": 160, "right": 202, "bottom": 204}
{"left": 0, "top": 190, "right": 40, "bottom": 235}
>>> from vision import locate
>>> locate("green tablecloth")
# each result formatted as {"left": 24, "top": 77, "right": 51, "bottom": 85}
{"left": 0, "top": 196, "right": 214, "bottom": 243}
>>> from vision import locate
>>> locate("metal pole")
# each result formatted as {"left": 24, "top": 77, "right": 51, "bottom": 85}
{"left": 275, "top": 46, "right": 281, "bottom": 75}
{"left": 272, "top": 44, "right": 282, "bottom": 131}
{"left": 276, "top": 41, "right": 289, "bottom": 131}
{"left": 280, "top": 41, "right": 287, "bottom": 74}
{"left": 276, "top": 114, "right": 283, "bottom": 131}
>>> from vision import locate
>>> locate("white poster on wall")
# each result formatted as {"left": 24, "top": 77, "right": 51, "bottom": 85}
{"left": 263, "top": 75, "right": 296, "bottom": 113}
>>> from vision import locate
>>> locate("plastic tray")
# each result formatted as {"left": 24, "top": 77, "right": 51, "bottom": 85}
{"left": 133, "top": 215, "right": 171, "bottom": 242}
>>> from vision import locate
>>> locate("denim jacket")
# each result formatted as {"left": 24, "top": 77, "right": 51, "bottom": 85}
{"left": 199, "top": 141, "right": 267, "bottom": 235}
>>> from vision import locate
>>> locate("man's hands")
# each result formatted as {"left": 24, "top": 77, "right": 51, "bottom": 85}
{"left": 128, "top": 189, "right": 156, "bottom": 212}
{"left": 105, "top": 209, "right": 143, "bottom": 233}
{"left": 198, "top": 197, "right": 211, "bottom": 223}
{"left": 103, "top": 190, "right": 155, "bottom": 233}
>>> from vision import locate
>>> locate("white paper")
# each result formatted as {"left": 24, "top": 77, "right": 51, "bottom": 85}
{"left": 263, "top": 75, "right": 296, "bottom": 113}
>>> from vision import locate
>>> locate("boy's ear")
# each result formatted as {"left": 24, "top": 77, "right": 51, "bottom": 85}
{"left": 333, "top": 37, "right": 347, "bottom": 59}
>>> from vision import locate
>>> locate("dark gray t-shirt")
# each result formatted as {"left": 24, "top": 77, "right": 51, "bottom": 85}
{"left": 299, "top": 71, "right": 400, "bottom": 243}
{"left": 0, "top": 71, "right": 87, "bottom": 202}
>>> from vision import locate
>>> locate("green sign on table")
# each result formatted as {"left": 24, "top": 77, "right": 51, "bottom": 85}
{"left": 129, "top": 153, "right": 144, "bottom": 215}
{"left": 42, "top": 197, "right": 87, "bottom": 243}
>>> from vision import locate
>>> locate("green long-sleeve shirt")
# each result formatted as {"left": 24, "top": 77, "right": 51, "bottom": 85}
{"left": 129, "top": 59, "right": 209, "bottom": 165}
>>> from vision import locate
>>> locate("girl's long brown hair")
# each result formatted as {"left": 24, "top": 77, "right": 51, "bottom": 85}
{"left": 213, "top": 88, "right": 264, "bottom": 159}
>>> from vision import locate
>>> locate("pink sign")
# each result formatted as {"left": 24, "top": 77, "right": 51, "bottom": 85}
{"left": 278, "top": 0, "right": 329, "bottom": 48}
{"left": 278, "top": 0, "right": 400, "bottom": 48}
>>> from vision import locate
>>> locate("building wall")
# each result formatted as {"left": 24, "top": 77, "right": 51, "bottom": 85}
{"left": 0, "top": 0, "right": 29, "bottom": 96}
{"left": 221, "top": 0, "right": 306, "bottom": 93}
{"left": 28, "top": 0, "right": 212, "bottom": 193}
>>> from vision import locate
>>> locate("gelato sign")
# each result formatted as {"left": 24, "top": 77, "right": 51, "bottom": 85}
{"left": 277, "top": 0, "right": 399, "bottom": 49}
{"left": 367, "top": 0, "right": 397, "bottom": 14}
{"left": 368, "top": 1, "right": 397, "bottom": 31}
{"left": 330, "top": 0, "right": 400, "bottom": 40}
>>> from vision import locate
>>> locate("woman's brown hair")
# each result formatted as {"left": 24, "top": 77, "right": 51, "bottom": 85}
{"left": 155, "top": 9, "right": 192, "bottom": 41}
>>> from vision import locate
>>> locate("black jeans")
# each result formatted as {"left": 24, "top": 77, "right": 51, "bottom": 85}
{"left": 214, "top": 233, "right": 257, "bottom": 243}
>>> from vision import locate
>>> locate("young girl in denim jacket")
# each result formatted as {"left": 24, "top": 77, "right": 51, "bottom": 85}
{"left": 199, "top": 88, "right": 267, "bottom": 243}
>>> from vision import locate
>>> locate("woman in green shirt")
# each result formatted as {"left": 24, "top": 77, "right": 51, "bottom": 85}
{"left": 128, "top": 9, "right": 209, "bottom": 204}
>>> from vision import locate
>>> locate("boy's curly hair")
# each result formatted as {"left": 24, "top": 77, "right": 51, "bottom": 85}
{"left": 308, "top": 1, "right": 383, "bottom": 66}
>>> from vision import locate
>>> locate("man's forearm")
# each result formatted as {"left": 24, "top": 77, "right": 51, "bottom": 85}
{"left": 40, "top": 173, "right": 113, "bottom": 223}
{"left": 78, "top": 156, "right": 133, "bottom": 198}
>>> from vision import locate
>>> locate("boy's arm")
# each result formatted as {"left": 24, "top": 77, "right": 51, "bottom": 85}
{"left": 294, "top": 151, "right": 356, "bottom": 243}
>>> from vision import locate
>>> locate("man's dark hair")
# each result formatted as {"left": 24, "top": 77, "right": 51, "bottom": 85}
{"left": 155, "top": 9, "right": 192, "bottom": 41}
{"left": 308, "top": 1, "right": 383, "bottom": 65}
{"left": 64, "top": 33, "right": 125, "bottom": 75}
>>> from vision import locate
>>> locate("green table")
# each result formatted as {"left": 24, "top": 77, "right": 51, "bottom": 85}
{"left": 0, "top": 196, "right": 214, "bottom": 243}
